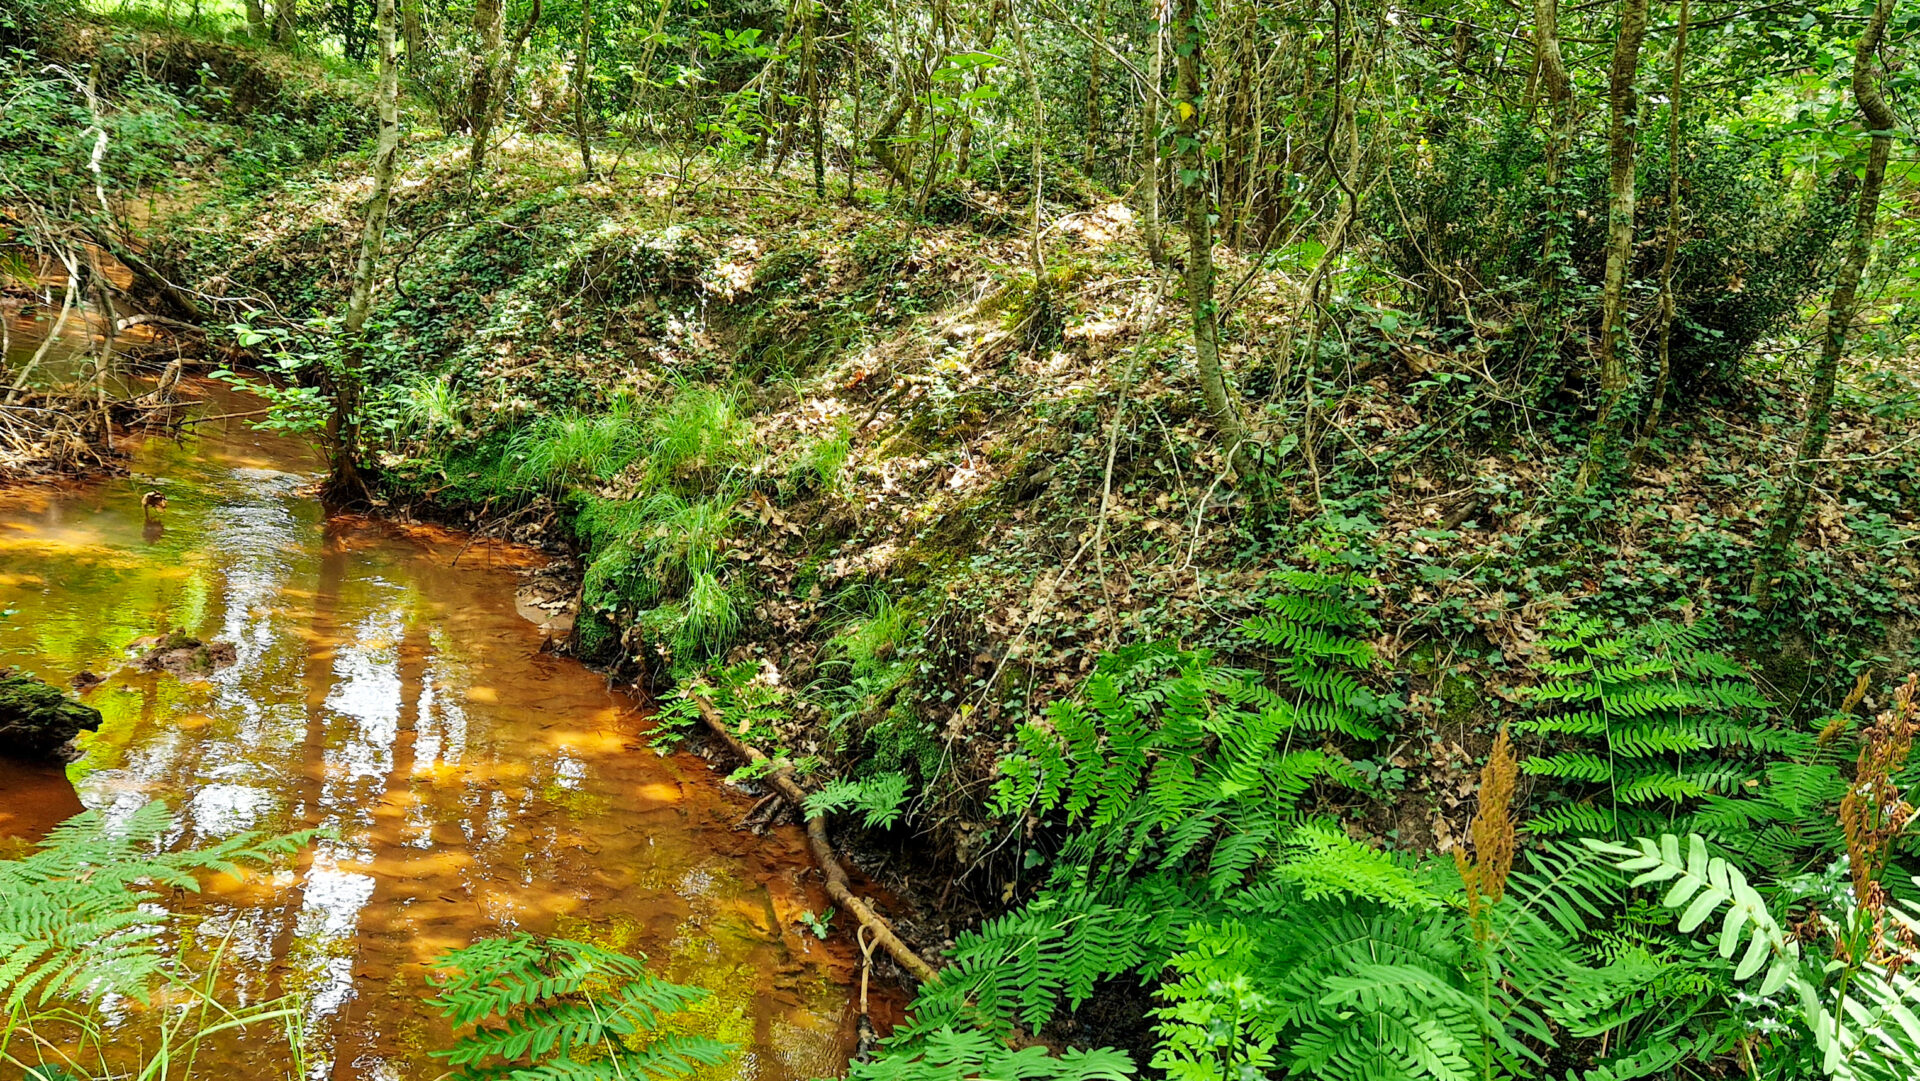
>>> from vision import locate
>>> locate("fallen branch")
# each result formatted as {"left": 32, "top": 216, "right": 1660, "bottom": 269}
{"left": 689, "top": 692, "right": 939, "bottom": 985}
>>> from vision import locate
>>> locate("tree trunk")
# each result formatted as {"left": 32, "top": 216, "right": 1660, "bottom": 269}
{"left": 335, "top": 0, "right": 401, "bottom": 499}
{"left": 1531, "top": 0, "right": 1570, "bottom": 257}
{"left": 844, "top": 0, "right": 864, "bottom": 199}
{"left": 1572, "top": 0, "right": 1649, "bottom": 495}
{"left": 401, "top": 0, "right": 422, "bottom": 67}
{"left": 243, "top": 0, "right": 266, "bottom": 36}
{"left": 866, "top": 89, "right": 914, "bottom": 187}
{"left": 1630, "top": 0, "right": 1687, "bottom": 468}
{"left": 467, "top": 0, "right": 505, "bottom": 150}
{"left": 805, "top": 0, "right": 825, "bottom": 197}
{"left": 1749, "top": 0, "right": 1896, "bottom": 606}
{"left": 272, "top": 0, "right": 296, "bottom": 44}
{"left": 1083, "top": 0, "right": 1106, "bottom": 175}
{"left": 1174, "top": 0, "right": 1248, "bottom": 470}
{"left": 468, "top": 0, "right": 542, "bottom": 178}
{"left": 1140, "top": 0, "right": 1166, "bottom": 267}
{"left": 1006, "top": 0, "right": 1045, "bottom": 281}
{"left": 573, "top": 0, "right": 594, "bottom": 177}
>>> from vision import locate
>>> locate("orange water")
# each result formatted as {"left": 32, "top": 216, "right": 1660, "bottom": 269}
{"left": 0, "top": 383, "right": 871, "bottom": 1080}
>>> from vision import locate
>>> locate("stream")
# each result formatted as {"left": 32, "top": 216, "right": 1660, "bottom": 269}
{"left": 0, "top": 375, "right": 879, "bottom": 1079}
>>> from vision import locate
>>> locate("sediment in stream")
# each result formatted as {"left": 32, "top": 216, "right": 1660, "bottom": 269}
{"left": 0, "top": 380, "right": 888, "bottom": 1080}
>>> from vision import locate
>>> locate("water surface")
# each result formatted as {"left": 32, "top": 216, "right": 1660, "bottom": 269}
{"left": 0, "top": 383, "right": 868, "bottom": 1080}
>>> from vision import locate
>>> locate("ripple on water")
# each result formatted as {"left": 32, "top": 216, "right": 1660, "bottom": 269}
{"left": 0, "top": 382, "right": 884, "bottom": 1079}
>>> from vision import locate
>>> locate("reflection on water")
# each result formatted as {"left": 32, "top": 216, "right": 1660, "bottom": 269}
{"left": 0, "top": 382, "right": 872, "bottom": 1080}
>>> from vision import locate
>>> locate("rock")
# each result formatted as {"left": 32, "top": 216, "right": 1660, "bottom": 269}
{"left": 135, "top": 630, "right": 238, "bottom": 678}
{"left": 0, "top": 667, "right": 105, "bottom": 760}
{"left": 70, "top": 670, "right": 104, "bottom": 692}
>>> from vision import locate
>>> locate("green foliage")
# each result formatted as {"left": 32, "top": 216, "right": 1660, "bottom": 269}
{"left": 847, "top": 1027, "right": 1134, "bottom": 1081}
{"left": 790, "top": 416, "right": 855, "bottom": 496}
{"left": 804, "top": 771, "right": 910, "bottom": 829}
{"left": 574, "top": 490, "right": 743, "bottom": 665}
{"left": 0, "top": 804, "right": 312, "bottom": 1079}
{"left": 991, "top": 566, "right": 1383, "bottom": 883}
{"left": 645, "top": 385, "right": 750, "bottom": 485}
{"left": 427, "top": 934, "right": 733, "bottom": 1081}
{"left": 509, "top": 399, "right": 648, "bottom": 495}
{"left": 0, "top": 801, "right": 308, "bottom": 1012}
{"left": 1517, "top": 615, "right": 1835, "bottom": 867}
{"left": 1589, "top": 834, "right": 1920, "bottom": 1081}
{"left": 1380, "top": 118, "right": 1850, "bottom": 393}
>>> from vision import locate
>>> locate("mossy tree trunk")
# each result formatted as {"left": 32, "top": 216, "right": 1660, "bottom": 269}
{"left": 333, "top": 0, "right": 401, "bottom": 501}
{"left": 1173, "top": 0, "right": 1249, "bottom": 472}
{"left": 1750, "top": 0, "right": 1897, "bottom": 606}
{"left": 469, "top": 0, "right": 542, "bottom": 177}
{"left": 468, "top": 0, "right": 504, "bottom": 138}
{"left": 573, "top": 0, "right": 594, "bottom": 178}
{"left": 1573, "top": 0, "right": 1649, "bottom": 495}
{"left": 1630, "top": 0, "right": 1687, "bottom": 468}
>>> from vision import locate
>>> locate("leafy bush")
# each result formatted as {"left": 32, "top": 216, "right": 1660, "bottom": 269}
{"left": 1380, "top": 118, "right": 1849, "bottom": 395}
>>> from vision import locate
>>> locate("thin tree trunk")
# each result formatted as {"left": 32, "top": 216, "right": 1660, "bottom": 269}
{"left": 468, "top": 0, "right": 504, "bottom": 133}
{"left": 1173, "top": 0, "right": 1248, "bottom": 469}
{"left": 1572, "top": 0, "right": 1649, "bottom": 495}
{"left": 1750, "top": 0, "right": 1895, "bottom": 606}
{"left": 1630, "top": 0, "right": 1687, "bottom": 469}
{"left": 335, "top": 0, "right": 401, "bottom": 499}
{"left": 468, "top": 0, "right": 542, "bottom": 178}
{"left": 1141, "top": 0, "right": 1166, "bottom": 266}
{"left": 573, "top": 0, "right": 594, "bottom": 177}
{"left": 243, "top": 0, "right": 266, "bottom": 35}
{"left": 1532, "top": 0, "right": 1571, "bottom": 273}
{"left": 1006, "top": 0, "right": 1046, "bottom": 282}
{"left": 867, "top": 86, "right": 914, "bottom": 187}
{"left": 1083, "top": 0, "right": 1106, "bottom": 175}
{"left": 401, "top": 0, "right": 422, "bottom": 67}
{"left": 806, "top": 0, "right": 825, "bottom": 197}
{"left": 845, "top": 0, "right": 864, "bottom": 199}
{"left": 272, "top": 0, "right": 296, "bottom": 44}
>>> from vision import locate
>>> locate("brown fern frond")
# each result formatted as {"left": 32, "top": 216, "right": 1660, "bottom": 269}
{"left": 1457, "top": 725, "right": 1519, "bottom": 931}
{"left": 1819, "top": 671, "right": 1874, "bottom": 746}
{"left": 1840, "top": 675, "right": 1918, "bottom": 923}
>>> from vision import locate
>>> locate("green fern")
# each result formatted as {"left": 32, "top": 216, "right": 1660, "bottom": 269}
{"left": 427, "top": 934, "right": 733, "bottom": 1081}
{"left": 1587, "top": 832, "right": 1920, "bottom": 1081}
{"left": 905, "top": 890, "right": 1151, "bottom": 1036}
{"left": 847, "top": 1026, "right": 1135, "bottom": 1081}
{"left": 1518, "top": 615, "right": 1810, "bottom": 855}
{"left": 804, "top": 771, "right": 911, "bottom": 829}
{"left": 1584, "top": 834, "right": 1799, "bottom": 993}
{"left": 0, "top": 801, "right": 309, "bottom": 1012}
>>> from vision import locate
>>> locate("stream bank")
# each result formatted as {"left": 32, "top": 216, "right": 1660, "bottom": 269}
{"left": 0, "top": 378, "right": 896, "bottom": 1080}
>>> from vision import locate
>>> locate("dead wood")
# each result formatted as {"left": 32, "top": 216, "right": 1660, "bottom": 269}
{"left": 690, "top": 692, "right": 939, "bottom": 985}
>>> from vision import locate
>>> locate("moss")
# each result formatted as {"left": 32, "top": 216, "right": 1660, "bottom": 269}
{"left": 0, "top": 669, "right": 105, "bottom": 758}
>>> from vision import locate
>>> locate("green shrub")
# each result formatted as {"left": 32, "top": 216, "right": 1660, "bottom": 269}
{"left": 1379, "top": 117, "right": 1849, "bottom": 395}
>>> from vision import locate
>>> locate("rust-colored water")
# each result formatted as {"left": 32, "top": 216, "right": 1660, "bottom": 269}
{"left": 0, "top": 383, "right": 872, "bottom": 1080}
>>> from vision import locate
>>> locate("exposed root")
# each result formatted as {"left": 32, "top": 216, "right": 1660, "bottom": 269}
{"left": 690, "top": 692, "right": 939, "bottom": 986}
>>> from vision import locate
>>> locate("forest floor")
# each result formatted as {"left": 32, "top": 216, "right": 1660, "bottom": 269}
{"left": 9, "top": 14, "right": 1920, "bottom": 1043}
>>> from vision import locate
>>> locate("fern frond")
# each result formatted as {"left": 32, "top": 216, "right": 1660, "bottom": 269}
{"left": 428, "top": 935, "right": 730, "bottom": 1081}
